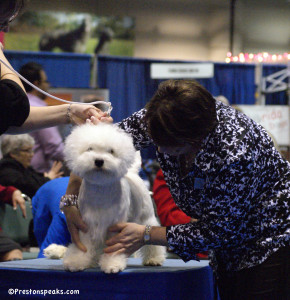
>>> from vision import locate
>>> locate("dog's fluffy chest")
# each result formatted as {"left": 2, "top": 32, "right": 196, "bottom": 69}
{"left": 78, "top": 178, "right": 131, "bottom": 242}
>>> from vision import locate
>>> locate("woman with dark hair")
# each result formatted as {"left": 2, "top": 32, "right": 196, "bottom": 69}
{"left": 64, "top": 80, "right": 289, "bottom": 299}
{"left": 0, "top": 0, "right": 111, "bottom": 136}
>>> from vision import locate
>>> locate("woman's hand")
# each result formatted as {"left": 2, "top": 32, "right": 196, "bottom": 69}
{"left": 45, "top": 161, "right": 64, "bottom": 180}
{"left": 70, "top": 105, "right": 113, "bottom": 125}
{"left": 63, "top": 206, "right": 88, "bottom": 252}
{"left": 11, "top": 190, "right": 27, "bottom": 218}
{"left": 104, "top": 223, "right": 145, "bottom": 256}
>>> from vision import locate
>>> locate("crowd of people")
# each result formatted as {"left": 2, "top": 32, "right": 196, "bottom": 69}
{"left": 0, "top": 1, "right": 289, "bottom": 300}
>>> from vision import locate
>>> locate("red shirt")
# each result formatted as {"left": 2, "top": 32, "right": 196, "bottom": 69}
{"left": 153, "top": 169, "right": 208, "bottom": 259}
{"left": 0, "top": 185, "right": 16, "bottom": 204}
{"left": 153, "top": 169, "right": 191, "bottom": 226}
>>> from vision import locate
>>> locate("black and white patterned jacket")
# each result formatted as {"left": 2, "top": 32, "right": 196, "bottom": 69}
{"left": 118, "top": 102, "right": 290, "bottom": 272}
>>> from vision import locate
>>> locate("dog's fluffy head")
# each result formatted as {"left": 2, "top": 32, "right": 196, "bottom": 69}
{"left": 64, "top": 123, "right": 136, "bottom": 184}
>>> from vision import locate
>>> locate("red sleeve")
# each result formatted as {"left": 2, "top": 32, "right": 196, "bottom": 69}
{"left": 0, "top": 185, "right": 17, "bottom": 204}
{"left": 152, "top": 169, "right": 191, "bottom": 226}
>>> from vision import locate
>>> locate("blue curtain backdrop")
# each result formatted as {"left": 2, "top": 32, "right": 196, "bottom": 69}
{"left": 97, "top": 55, "right": 256, "bottom": 123}
{"left": 97, "top": 55, "right": 257, "bottom": 159}
{"left": 262, "top": 64, "right": 288, "bottom": 105}
{"left": 4, "top": 50, "right": 91, "bottom": 88}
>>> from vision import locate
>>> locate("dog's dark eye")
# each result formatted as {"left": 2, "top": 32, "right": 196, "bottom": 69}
{"left": 109, "top": 149, "right": 114, "bottom": 154}
{"left": 87, "top": 147, "right": 93, "bottom": 151}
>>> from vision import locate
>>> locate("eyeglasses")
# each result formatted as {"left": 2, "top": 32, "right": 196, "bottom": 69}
{"left": 19, "top": 148, "right": 34, "bottom": 154}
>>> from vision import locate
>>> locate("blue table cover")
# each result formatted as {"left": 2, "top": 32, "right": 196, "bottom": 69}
{"left": 0, "top": 258, "right": 215, "bottom": 299}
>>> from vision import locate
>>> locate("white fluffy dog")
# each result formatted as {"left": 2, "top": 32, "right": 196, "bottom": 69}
{"left": 44, "top": 123, "right": 166, "bottom": 273}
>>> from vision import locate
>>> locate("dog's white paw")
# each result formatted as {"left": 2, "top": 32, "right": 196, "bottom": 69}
{"left": 99, "top": 253, "right": 127, "bottom": 274}
{"left": 63, "top": 260, "right": 86, "bottom": 272}
{"left": 43, "top": 244, "right": 67, "bottom": 259}
{"left": 141, "top": 245, "right": 166, "bottom": 266}
{"left": 143, "top": 257, "right": 165, "bottom": 266}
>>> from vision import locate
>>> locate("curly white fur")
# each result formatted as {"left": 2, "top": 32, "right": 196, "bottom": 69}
{"left": 44, "top": 123, "right": 166, "bottom": 273}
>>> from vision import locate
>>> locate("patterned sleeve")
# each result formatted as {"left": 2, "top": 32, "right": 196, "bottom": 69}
{"left": 166, "top": 158, "right": 260, "bottom": 262}
{"left": 117, "top": 108, "right": 153, "bottom": 150}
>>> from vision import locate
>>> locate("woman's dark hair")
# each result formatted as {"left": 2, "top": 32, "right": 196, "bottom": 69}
{"left": 145, "top": 80, "right": 217, "bottom": 146}
{"left": 19, "top": 61, "right": 43, "bottom": 92}
{"left": 0, "top": 1, "right": 26, "bottom": 24}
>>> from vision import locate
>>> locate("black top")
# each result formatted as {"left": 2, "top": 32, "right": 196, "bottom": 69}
{"left": 0, "top": 157, "right": 50, "bottom": 198}
{"left": 0, "top": 79, "right": 30, "bottom": 135}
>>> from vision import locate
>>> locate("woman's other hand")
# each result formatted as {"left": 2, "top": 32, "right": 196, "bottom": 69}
{"left": 104, "top": 222, "right": 145, "bottom": 257}
{"left": 45, "top": 161, "right": 64, "bottom": 180}
{"left": 11, "top": 190, "right": 27, "bottom": 218}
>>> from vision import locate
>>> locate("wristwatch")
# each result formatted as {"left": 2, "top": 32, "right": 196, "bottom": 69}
{"left": 143, "top": 225, "right": 152, "bottom": 244}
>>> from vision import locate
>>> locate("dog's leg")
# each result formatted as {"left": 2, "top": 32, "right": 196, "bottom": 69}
{"left": 99, "top": 253, "right": 128, "bottom": 274}
{"left": 63, "top": 232, "right": 97, "bottom": 272}
{"left": 141, "top": 245, "right": 166, "bottom": 266}
{"left": 43, "top": 244, "right": 67, "bottom": 259}
{"left": 139, "top": 217, "right": 167, "bottom": 266}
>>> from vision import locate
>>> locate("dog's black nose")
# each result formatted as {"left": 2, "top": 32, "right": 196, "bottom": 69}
{"left": 95, "top": 159, "right": 104, "bottom": 168}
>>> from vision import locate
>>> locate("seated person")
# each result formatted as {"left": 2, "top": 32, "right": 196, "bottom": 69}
{"left": 0, "top": 134, "right": 63, "bottom": 198}
{"left": 152, "top": 169, "right": 208, "bottom": 259}
{"left": 32, "top": 177, "right": 71, "bottom": 258}
{"left": 0, "top": 185, "right": 26, "bottom": 261}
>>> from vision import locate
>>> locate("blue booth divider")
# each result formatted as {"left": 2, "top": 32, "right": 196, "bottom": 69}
{"left": 4, "top": 50, "right": 92, "bottom": 88}
{"left": 262, "top": 64, "right": 288, "bottom": 105}
{"left": 97, "top": 55, "right": 257, "bottom": 123}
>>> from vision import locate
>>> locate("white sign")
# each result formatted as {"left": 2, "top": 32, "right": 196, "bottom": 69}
{"left": 150, "top": 63, "right": 214, "bottom": 79}
{"left": 237, "top": 105, "right": 290, "bottom": 146}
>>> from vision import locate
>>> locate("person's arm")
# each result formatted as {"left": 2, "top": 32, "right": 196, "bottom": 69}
{"left": 62, "top": 173, "right": 88, "bottom": 252}
{"left": 6, "top": 105, "right": 112, "bottom": 134}
{"left": 153, "top": 169, "right": 191, "bottom": 226}
{"left": 0, "top": 48, "right": 25, "bottom": 91}
{"left": 0, "top": 185, "right": 26, "bottom": 218}
{"left": 11, "top": 189, "right": 27, "bottom": 218}
{"left": 0, "top": 185, "right": 17, "bottom": 204}
{"left": 104, "top": 223, "right": 168, "bottom": 257}
{"left": 44, "top": 161, "right": 64, "bottom": 180}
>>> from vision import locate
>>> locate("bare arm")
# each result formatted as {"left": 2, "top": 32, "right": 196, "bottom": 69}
{"left": 1, "top": 45, "right": 112, "bottom": 134}
{"left": 6, "top": 105, "right": 112, "bottom": 134}
{"left": 63, "top": 173, "right": 88, "bottom": 252}
{"left": 0, "top": 47, "right": 25, "bottom": 91}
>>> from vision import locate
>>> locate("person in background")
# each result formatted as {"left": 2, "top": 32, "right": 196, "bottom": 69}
{"left": 32, "top": 177, "right": 71, "bottom": 258}
{"left": 0, "top": 0, "right": 111, "bottom": 137}
{"left": 0, "top": 134, "right": 63, "bottom": 198}
{"left": 153, "top": 169, "right": 192, "bottom": 226}
{"left": 0, "top": 185, "right": 26, "bottom": 261}
{"left": 19, "top": 62, "right": 65, "bottom": 173}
